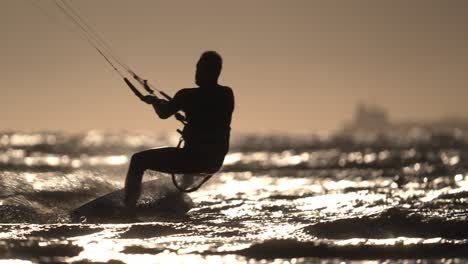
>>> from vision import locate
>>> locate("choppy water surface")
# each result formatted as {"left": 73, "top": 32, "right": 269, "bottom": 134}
{"left": 0, "top": 130, "right": 468, "bottom": 263}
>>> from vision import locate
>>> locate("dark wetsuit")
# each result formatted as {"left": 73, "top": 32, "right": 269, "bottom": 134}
{"left": 124, "top": 84, "right": 234, "bottom": 207}
{"left": 176, "top": 85, "right": 234, "bottom": 163}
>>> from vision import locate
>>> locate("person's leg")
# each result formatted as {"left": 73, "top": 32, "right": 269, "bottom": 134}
{"left": 124, "top": 147, "right": 186, "bottom": 208}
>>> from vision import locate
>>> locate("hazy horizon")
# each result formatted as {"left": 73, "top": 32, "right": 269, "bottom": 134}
{"left": 2, "top": 0, "right": 468, "bottom": 135}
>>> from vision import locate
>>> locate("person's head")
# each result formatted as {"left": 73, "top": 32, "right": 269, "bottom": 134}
{"left": 195, "top": 51, "right": 222, "bottom": 86}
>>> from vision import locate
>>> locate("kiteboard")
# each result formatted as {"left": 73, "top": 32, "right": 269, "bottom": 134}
{"left": 70, "top": 178, "right": 194, "bottom": 223}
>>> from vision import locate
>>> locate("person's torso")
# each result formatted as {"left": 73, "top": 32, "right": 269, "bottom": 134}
{"left": 178, "top": 85, "right": 234, "bottom": 155}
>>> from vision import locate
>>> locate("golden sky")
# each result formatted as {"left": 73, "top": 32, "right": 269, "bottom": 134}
{"left": 1, "top": 0, "right": 468, "bottom": 135}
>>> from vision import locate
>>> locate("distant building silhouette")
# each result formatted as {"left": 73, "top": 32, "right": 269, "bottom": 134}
{"left": 354, "top": 103, "right": 389, "bottom": 130}
{"left": 340, "top": 102, "right": 468, "bottom": 137}
{"left": 342, "top": 102, "right": 390, "bottom": 133}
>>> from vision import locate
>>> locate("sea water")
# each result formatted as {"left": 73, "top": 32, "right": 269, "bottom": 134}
{"left": 0, "top": 130, "right": 467, "bottom": 263}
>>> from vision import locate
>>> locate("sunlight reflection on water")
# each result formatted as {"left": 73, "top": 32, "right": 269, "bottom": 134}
{"left": 1, "top": 131, "right": 468, "bottom": 262}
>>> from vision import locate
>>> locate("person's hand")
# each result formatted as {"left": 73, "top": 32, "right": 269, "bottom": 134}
{"left": 141, "top": 95, "right": 157, "bottom": 104}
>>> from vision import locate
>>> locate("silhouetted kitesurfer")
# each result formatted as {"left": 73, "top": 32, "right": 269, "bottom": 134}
{"left": 124, "top": 51, "right": 234, "bottom": 209}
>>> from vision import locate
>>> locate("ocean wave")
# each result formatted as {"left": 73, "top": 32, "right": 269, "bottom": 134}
{"left": 0, "top": 171, "right": 119, "bottom": 223}
{"left": 0, "top": 240, "right": 82, "bottom": 259}
{"left": 304, "top": 207, "right": 468, "bottom": 239}
{"left": 2, "top": 130, "right": 468, "bottom": 154}
{"left": 233, "top": 239, "right": 468, "bottom": 259}
{"left": 1, "top": 148, "right": 466, "bottom": 180}
{"left": 0, "top": 131, "right": 467, "bottom": 177}
{"left": 0, "top": 171, "right": 194, "bottom": 223}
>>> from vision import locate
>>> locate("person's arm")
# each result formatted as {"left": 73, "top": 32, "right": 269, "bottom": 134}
{"left": 152, "top": 99, "right": 178, "bottom": 119}
{"left": 141, "top": 90, "right": 184, "bottom": 119}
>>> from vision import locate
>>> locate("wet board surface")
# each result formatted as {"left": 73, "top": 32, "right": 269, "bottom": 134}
{"left": 70, "top": 179, "right": 194, "bottom": 223}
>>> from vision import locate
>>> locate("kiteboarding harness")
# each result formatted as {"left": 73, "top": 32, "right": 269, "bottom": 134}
{"left": 26, "top": 0, "right": 214, "bottom": 192}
